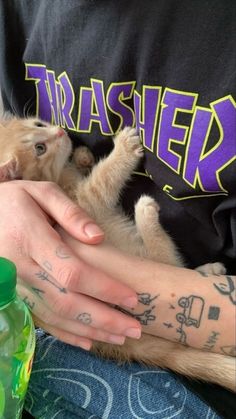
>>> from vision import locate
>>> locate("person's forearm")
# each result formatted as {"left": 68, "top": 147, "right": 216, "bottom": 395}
{"left": 125, "top": 263, "right": 235, "bottom": 356}
{"left": 71, "top": 240, "right": 235, "bottom": 356}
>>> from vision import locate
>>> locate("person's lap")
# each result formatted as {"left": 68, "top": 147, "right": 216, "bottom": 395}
{"left": 24, "top": 329, "right": 220, "bottom": 419}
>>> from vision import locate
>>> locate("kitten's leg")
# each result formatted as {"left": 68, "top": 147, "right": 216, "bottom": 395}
{"left": 134, "top": 195, "right": 183, "bottom": 266}
{"left": 73, "top": 146, "right": 95, "bottom": 176}
{"left": 81, "top": 127, "right": 143, "bottom": 208}
{"left": 195, "top": 262, "right": 226, "bottom": 276}
{"left": 93, "top": 334, "right": 236, "bottom": 392}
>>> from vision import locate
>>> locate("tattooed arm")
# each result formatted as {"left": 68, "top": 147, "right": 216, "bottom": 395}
{"left": 61, "top": 235, "right": 236, "bottom": 356}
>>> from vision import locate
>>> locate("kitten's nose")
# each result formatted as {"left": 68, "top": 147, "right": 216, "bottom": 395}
{"left": 57, "top": 128, "right": 65, "bottom": 137}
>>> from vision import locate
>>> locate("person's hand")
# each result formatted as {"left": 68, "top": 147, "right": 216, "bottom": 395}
{"left": 0, "top": 180, "right": 141, "bottom": 349}
{"left": 60, "top": 231, "right": 236, "bottom": 360}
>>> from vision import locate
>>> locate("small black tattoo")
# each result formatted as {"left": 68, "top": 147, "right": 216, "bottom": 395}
{"left": 134, "top": 307, "right": 156, "bottom": 325}
{"left": 116, "top": 305, "right": 156, "bottom": 326}
{"left": 23, "top": 296, "right": 35, "bottom": 311}
{"left": 35, "top": 270, "right": 67, "bottom": 293}
{"left": 176, "top": 295, "right": 205, "bottom": 345}
{"left": 36, "top": 270, "right": 49, "bottom": 281}
{"left": 220, "top": 345, "right": 236, "bottom": 357}
{"left": 203, "top": 331, "right": 220, "bottom": 351}
{"left": 131, "top": 292, "right": 159, "bottom": 324}
{"left": 213, "top": 276, "right": 236, "bottom": 305}
{"left": 176, "top": 327, "right": 187, "bottom": 345}
{"left": 176, "top": 295, "right": 204, "bottom": 328}
{"left": 31, "top": 287, "right": 45, "bottom": 299}
{"left": 55, "top": 245, "right": 70, "bottom": 259}
{"left": 163, "top": 322, "right": 174, "bottom": 329}
{"left": 137, "top": 293, "right": 158, "bottom": 305}
{"left": 77, "top": 313, "right": 92, "bottom": 325}
{"left": 169, "top": 304, "right": 175, "bottom": 310}
{"left": 208, "top": 306, "right": 220, "bottom": 320}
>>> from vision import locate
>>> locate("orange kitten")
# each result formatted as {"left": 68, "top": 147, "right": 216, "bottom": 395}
{"left": 0, "top": 117, "right": 72, "bottom": 182}
{"left": 0, "top": 116, "right": 235, "bottom": 392}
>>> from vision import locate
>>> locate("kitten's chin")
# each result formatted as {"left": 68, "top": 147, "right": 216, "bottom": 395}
{"left": 60, "top": 132, "right": 72, "bottom": 158}
{"left": 52, "top": 139, "right": 72, "bottom": 182}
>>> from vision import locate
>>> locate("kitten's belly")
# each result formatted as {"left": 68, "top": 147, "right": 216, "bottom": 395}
{"left": 99, "top": 215, "right": 147, "bottom": 258}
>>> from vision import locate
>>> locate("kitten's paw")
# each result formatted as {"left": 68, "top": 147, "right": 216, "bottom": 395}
{"left": 196, "top": 262, "right": 226, "bottom": 276}
{"left": 114, "top": 127, "right": 143, "bottom": 157}
{"left": 73, "top": 146, "right": 95, "bottom": 175}
{"left": 135, "top": 195, "right": 160, "bottom": 222}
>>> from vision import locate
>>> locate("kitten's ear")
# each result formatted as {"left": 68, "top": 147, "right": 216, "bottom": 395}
{"left": 0, "top": 157, "right": 20, "bottom": 181}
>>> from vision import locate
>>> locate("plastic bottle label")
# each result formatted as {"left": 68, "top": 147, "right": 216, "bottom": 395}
{"left": 11, "top": 321, "right": 35, "bottom": 418}
{"left": 0, "top": 381, "right": 5, "bottom": 417}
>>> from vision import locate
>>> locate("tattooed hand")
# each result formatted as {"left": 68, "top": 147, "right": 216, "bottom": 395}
{"left": 213, "top": 276, "right": 236, "bottom": 305}
{"left": 59, "top": 237, "right": 236, "bottom": 357}
{"left": 0, "top": 180, "right": 141, "bottom": 349}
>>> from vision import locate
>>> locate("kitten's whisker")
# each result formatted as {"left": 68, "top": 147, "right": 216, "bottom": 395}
{"left": 10, "top": 89, "right": 18, "bottom": 116}
{"left": 23, "top": 97, "right": 34, "bottom": 118}
{"left": 21, "top": 139, "right": 31, "bottom": 144}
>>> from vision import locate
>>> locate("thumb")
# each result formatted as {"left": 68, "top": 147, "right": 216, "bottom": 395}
{"left": 23, "top": 180, "right": 104, "bottom": 244}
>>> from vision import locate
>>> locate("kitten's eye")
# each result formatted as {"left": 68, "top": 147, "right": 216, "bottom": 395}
{"left": 35, "top": 143, "right": 47, "bottom": 156}
{"left": 34, "top": 121, "right": 46, "bottom": 128}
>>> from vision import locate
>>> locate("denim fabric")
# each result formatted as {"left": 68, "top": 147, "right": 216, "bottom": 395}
{"left": 25, "top": 329, "right": 220, "bottom": 419}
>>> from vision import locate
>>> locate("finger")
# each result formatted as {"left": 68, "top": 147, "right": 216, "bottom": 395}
{"left": 22, "top": 180, "right": 104, "bottom": 244}
{"left": 57, "top": 293, "right": 139, "bottom": 337}
{"left": 35, "top": 313, "right": 126, "bottom": 346}
{"left": 44, "top": 286, "right": 140, "bottom": 338}
{"left": 33, "top": 318, "right": 93, "bottom": 350}
{"left": 26, "top": 222, "right": 138, "bottom": 309}
{"left": 17, "top": 261, "right": 141, "bottom": 338}
{"left": 17, "top": 282, "right": 127, "bottom": 345}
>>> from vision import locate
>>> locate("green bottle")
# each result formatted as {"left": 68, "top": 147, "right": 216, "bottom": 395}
{"left": 0, "top": 257, "right": 35, "bottom": 419}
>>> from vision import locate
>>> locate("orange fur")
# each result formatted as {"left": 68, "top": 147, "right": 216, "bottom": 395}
{"left": 0, "top": 117, "right": 235, "bottom": 392}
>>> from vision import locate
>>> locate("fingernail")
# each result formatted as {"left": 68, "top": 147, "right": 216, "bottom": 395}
{"left": 84, "top": 223, "right": 104, "bottom": 238}
{"left": 108, "top": 335, "right": 126, "bottom": 345}
{"left": 122, "top": 296, "right": 138, "bottom": 309}
{"left": 79, "top": 341, "right": 92, "bottom": 351}
{"left": 125, "top": 328, "right": 141, "bottom": 339}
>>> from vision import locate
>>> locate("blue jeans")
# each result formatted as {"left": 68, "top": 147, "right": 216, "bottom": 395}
{"left": 25, "top": 329, "right": 220, "bottom": 418}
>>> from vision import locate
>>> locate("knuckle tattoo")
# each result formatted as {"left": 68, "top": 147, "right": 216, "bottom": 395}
{"left": 77, "top": 312, "right": 92, "bottom": 325}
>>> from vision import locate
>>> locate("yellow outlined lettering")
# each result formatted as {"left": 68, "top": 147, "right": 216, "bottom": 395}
{"left": 77, "top": 79, "right": 113, "bottom": 135}
{"left": 25, "top": 63, "right": 49, "bottom": 119}
{"left": 156, "top": 88, "right": 198, "bottom": 174}
{"left": 107, "top": 81, "right": 136, "bottom": 133}
{"left": 134, "top": 85, "right": 161, "bottom": 153}
{"left": 183, "top": 106, "right": 214, "bottom": 190}
{"left": 57, "top": 71, "right": 76, "bottom": 131}
{"left": 45, "top": 70, "right": 60, "bottom": 125}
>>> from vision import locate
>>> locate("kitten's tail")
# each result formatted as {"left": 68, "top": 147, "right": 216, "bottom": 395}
{"left": 94, "top": 335, "right": 236, "bottom": 392}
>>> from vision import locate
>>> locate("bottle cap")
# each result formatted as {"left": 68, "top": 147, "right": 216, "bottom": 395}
{"left": 0, "top": 257, "right": 17, "bottom": 307}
